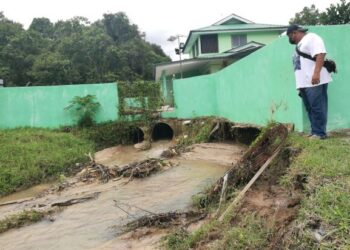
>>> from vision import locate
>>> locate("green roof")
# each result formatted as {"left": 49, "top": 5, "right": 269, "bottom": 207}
{"left": 182, "top": 15, "right": 287, "bottom": 53}
{"left": 195, "top": 23, "right": 287, "bottom": 32}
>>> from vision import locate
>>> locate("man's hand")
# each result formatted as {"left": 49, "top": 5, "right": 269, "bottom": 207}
{"left": 312, "top": 53, "right": 325, "bottom": 85}
{"left": 312, "top": 72, "right": 321, "bottom": 85}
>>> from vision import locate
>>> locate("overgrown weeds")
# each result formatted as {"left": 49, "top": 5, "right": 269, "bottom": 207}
{"left": 177, "top": 119, "right": 214, "bottom": 147}
{"left": 164, "top": 214, "right": 271, "bottom": 250}
{"left": 0, "top": 210, "right": 47, "bottom": 234}
{"left": 67, "top": 121, "right": 139, "bottom": 150}
{"left": 0, "top": 128, "right": 94, "bottom": 196}
{"left": 281, "top": 133, "right": 350, "bottom": 249}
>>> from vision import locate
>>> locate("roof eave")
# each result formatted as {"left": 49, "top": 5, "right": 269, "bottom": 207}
{"left": 183, "top": 27, "right": 287, "bottom": 53}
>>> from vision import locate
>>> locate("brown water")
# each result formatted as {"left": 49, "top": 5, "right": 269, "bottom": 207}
{"left": 95, "top": 140, "right": 174, "bottom": 166}
{"left": 0, "top": 183, "right": 52, "bottom": 204}
{"left": 0, "top": 141, "right": 245, "bottom": 250}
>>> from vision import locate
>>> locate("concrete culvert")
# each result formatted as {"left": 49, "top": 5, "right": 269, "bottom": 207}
{"left": 152, "top": 123, "right": 174, "bottom": 141}
{"left": 209, "top": 122, "right": 235, "bottom": 142}
{"left": 233, "top": 127, "right": 261, "bottom": 145}
{"left": 132, "top": 127, "right": 144, "bottom": 143}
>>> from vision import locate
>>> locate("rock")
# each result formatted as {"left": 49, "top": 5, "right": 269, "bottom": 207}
{"left": 161, "top": 149, "right": 175, "bottom": 158}
{"left": 134, "top": 141, "right": 151, "bottom": 151}
{"left": 182, "top": 120, "right": 191, "bottom": 125}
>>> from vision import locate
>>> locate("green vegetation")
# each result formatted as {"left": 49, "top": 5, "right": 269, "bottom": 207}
{"left": 290, "top": 0, "right": 350, "bottom": 25}
{"left": 0, "top": 120, "right": 149, "bottom": 196}
{"left": 165, "top": 214, "right": 271, "bottom": 250}
{"left": 0, "top": 128, "right": 94, "bottom": 196}
{"left": 281, "top": 133, "right": 350, "bottom": 249}
{"left": 0, "top": 12, "right": 170, "bottom": 86}
{"left": 65, "top": 94, "right": 101, "bottom": 127}
{"left": 0, "top": 210, "right": 46, "bottom": 233}
{"left": 68, "top": 121, "right": 141, "bottom": 150}
{"left": 165, "top": 221, "right": 221, "bottom": 250}
{"left": 212, "top": 214, "right": 271, "bottom": 250}
{"left": 117, "top": 81, "right": 162, "bottom": 125}
{"left": 177, "top": 119, "right": 214, "bottom": 147}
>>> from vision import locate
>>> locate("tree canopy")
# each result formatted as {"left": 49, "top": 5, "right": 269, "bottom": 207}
{"left": 290, "top": 0, "right": 350, "bottom": 25}
{"left": 0, "top": 12, "right": 171, "bottom": 86}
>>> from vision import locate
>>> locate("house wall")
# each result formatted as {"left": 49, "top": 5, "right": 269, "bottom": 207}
{"left": 247, "top": 31, "right": 281, "bottom": 45}
{"left": 0, "top": 83, "right": 119, "bottom": 128}
{"left": 217, "top": 31, "right": 281, "bottom": 53}
{"left": 163, "top": 25, "right": 350, "bottom": 132}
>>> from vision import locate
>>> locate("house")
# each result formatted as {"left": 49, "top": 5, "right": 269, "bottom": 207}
{"left": 155, "top": 14, "right": 287, "bottom": 105}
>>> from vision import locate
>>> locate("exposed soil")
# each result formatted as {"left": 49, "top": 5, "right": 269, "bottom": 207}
{"left": 237, "top": 147, "right": 302, "bottom": 249}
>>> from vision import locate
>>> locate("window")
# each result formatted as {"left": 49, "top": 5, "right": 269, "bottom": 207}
{"left": 200, "top": 34, "right": 218, "bottom": 53}
{"left": 232, "top": 34, "right": 247, "bottom": 48}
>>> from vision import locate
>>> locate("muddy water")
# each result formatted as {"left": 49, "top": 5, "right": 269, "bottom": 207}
{"left": 0, "top": 142, "right": 245, "bottom": 250}
{"left": 95, "top": 140, "right": 173, "bottom": 166}
{"left": 0, "top": 183, "right": 52, "bottom": 204}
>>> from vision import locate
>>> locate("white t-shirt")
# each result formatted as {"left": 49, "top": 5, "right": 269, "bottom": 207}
{"left": 292, "top": 33, "right": 332, "bottom": 89}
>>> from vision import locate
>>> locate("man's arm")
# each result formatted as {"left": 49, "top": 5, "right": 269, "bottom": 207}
{"left": 312, "top": 53, "right": 325, "bottom": 85}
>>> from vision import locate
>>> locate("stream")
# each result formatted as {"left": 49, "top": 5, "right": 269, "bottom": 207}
{"left": 0, "top": 141, "right": 246, "bottom": 250}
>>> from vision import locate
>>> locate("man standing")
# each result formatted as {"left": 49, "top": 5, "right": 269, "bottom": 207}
{"left": 287, "top": 24, "right": 332, "bottom": 139}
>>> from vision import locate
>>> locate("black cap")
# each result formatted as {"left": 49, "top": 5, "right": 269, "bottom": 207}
{"left": 286, "top": 24, "right": 308, "bottom": 35}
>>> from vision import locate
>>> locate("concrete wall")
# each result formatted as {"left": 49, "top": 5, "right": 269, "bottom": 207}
{"left": 0, "top": 83, "right": 119, "bottom": 128}
{"left": 163, "top": 25, "right": 350, "bottom": 132}
{"left": 163, "top": 73, "right": 218, "bottom": 118}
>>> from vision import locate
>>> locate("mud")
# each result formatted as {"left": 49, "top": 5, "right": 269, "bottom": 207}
{"left": 0, "top": 141, "right": 246, "bottom": 250}
{"left": 0, "top": 183, "right": 52, "bottom": 205}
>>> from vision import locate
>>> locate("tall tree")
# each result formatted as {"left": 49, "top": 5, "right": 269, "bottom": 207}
{"left": 29, "top": 17, "right": 54, "bottom": 38}
{"left": 289, "top": 5, "right": 320, "bottom": 25}
{"left": 0, "top": 12, "right": 170, "bottom": 86}
{"left": 101, "top": 13, "right": 140, "bottom": 43}
{"left": 320, "top": 0, "right": 350, "bottom": 24}
{"left": 290, "top": 0, "right": 350, "bottom": 25}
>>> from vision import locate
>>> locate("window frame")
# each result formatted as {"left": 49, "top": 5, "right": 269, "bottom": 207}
{"left": 200, "top": 34, "right": 219, "bottom": 54}
{"left": 231, "top": 34, "right": 247, "bottom": 48}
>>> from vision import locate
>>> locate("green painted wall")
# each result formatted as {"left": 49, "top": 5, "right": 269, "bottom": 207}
{"left": 162, "top": 73, "right": 218, "bottom": 119}
{"left": 163, "top": 25, "right": 350, "bottom": 132}
{"left": 218, "top": 33, "right": 232, "bottom": 53}
{"left": 316, "top": 25, "right": 350, "bottom": 131}
{"left": 247, "top": 32, "right": 281, "bottom": 45}
{"left": 0, "top": 83, "right": 119, "bottom": 128}
{"left": 216, "top": 38, "right": 303, "bottom": 130}
{"left": 200, "top": 31, "right": 282, "bottom": 55}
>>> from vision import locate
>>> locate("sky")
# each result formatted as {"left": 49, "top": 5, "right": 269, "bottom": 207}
{"left": 0, "top": 0, "right": 340, "bottom": 60}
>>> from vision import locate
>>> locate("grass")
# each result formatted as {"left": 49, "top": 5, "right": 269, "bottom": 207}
{"left": 164, "top": 214, "right": 271, "bottom": 250}
{"left": 281, "top": 133, "right": 350, "bottom": 249}
{"left": 165, "top": 220, "right": 221, "bottom": 250}
{"left": 67, "top": 121, "right": 137, "bottom": 150}
{"left": 177, "top": 118, "right": 214, "bottom": 147}
{"left": 0, "top": 128, "right": 94, "bottom": 196}
{"left": 211, "top": 214, "right": 271, "bottom": 250}
{"left": 0, "top": 210, "right": 46, "bottom": 234}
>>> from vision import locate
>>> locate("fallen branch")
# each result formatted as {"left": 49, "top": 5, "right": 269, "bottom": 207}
{"left": 207, "top": 123, "right": 288, "bottom": 203}
{"left": 117, "top": 158, "right": 171, "bottom": 179}
{"left": 0, "top": 197, "right": 34, "bottom": 207}
{"left": 218, "top": 144, "right": 283, "bottom": 222}
{"left": 51, "top": 192, "right": 100, "bottom": 207}
{"left": 123, "top": 211, "right": 207, "bottom": 232}
{"left": 77, "top": 153, "right": 117, "bottom": 183}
